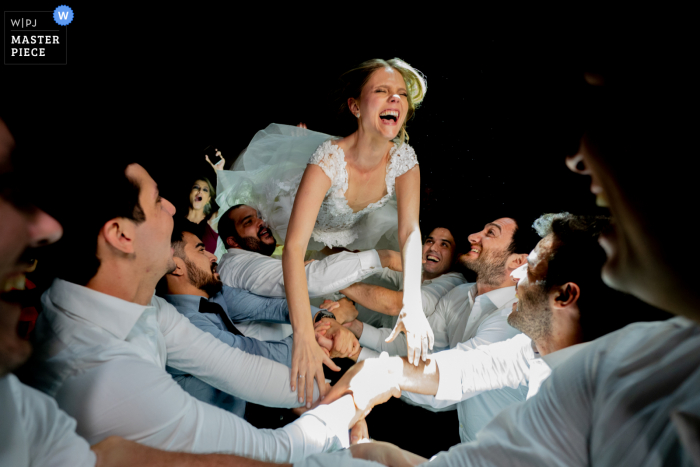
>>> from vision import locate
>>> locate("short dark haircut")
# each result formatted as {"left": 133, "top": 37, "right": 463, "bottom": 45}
{"left": 421, "top": 222, "right": 461, "bottom": 255}
{"left": 532, "top": 212, "right": 657, "bottom": 341}
{"left": 217, "top": 204, "right": 246, "bottom": 248}
{"left": 155, "top": 217, "right": 205, "bottom": 296}
{"left": 56, "top": 161, "right": 146, "bottom": 286}
{"left": 506, "top": 215, "right": 541, "bottom": 255}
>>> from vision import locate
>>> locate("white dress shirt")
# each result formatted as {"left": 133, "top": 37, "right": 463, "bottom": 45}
{"left": 0, "top": 374, "right": 96, "bottom": 467}
{"left": 355, "top": 269, "right": 467, "bottom": 330}
{"left": 300, "top": 317, "right": 700, "bottom": 466}
{"left": 218, "top": 248, "right": 382, "bottom": 298}
{"left": 23, "top": 279, "right": 355, "bottom": 463}
{"left": 359, "top": 283, "right": 520, "bottom": 357}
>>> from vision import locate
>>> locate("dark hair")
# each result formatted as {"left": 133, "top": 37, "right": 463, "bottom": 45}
{"left": 532, "top": 212, "right": 653, "bottom": 341}
{"left": 217, "top": 204, "right": 246, "bottom": 248}
{"left": 421, "top": 222, "right": 462, "bottom": 256}
{"left": 155, "top": 217, "right": 205, "bottom": 296}
{"left": 56, "top": 161, "right": 146, "bottom": 286}
{"left": 188, "top": 176, "right": 219, "bottom": 222}
{"left": 506, "top": 215, "right": 541, "bottom": 255}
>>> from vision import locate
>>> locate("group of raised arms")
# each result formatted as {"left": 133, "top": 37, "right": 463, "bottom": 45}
{"left": 1, "top": 51, "right": 697, "bottom": 467}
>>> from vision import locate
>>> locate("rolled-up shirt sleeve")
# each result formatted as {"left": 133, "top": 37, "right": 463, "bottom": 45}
{"left": 403, "top": 333, "right": 533, "bottom": 407}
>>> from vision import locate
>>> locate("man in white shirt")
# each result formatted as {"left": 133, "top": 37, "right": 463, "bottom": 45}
{"left": 346, "top": 217, "right": 539, "bottom": 359}
{"left": 217, "top": 204, "right": 399, "bottom": 299}
{"left": 299, "top": 59, "right": 700, "bottom": 466}
{"left": 2, "top": 118, "right": 319, "bottom": 466}
{"left": 20, "top": 161, "right": 369, "bottom": 463}
{"left": 339, "top": 225, "right": 466, "bottom": 330}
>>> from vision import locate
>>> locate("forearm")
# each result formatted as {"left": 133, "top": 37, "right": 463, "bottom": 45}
{"left": 341, "top": 282, "right": 403, "bottom": 316}
{"left": 399, "top": 228, "right": 422, "bottom": 309}
{"left": 93, "top": 436, "right": 292, "bottom": 467}
{"left": 306, "top": 250, "right": 383, "bottom": 297}
{"left": 282, "top": 246, "right": 314, "bottom": 339}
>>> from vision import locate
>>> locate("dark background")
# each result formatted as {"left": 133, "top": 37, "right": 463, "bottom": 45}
{"left": 1, "top": 5, "right": 614, "bottom": 277}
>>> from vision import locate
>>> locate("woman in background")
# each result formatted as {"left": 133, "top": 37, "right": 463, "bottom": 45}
{"left": 186, "top": 176, "right": 220, "bottom": 254}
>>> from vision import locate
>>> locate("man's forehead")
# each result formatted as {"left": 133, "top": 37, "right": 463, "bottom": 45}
{"left": 491, "top": 218, "right": 516, "bottom": 230}
{"left": 182, "top": 231, "right": 203, "bottom": 247}
{"left": 233, "top": 206, "right": 257, "bottom": 223}
{"left": 428, "top": 228, "right": 454, "bottom": 244}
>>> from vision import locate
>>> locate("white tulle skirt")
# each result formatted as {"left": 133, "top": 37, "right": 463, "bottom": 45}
{"left": 214, "top": 124, "right": 400, "bottom": 254}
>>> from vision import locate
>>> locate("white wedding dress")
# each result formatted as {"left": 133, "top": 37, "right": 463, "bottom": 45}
{"left": 215, "top": 123, "right": 419, "bottom": 255}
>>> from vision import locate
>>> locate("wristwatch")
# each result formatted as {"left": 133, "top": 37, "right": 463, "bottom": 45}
{"left": 314, "top": 309, "right": 336, "bottom": 323}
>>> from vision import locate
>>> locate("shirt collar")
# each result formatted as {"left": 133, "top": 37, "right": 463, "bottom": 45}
{"left": 48, "top": 278, "right": 149, "bottom": 340}
{"left": 163, "top": 291, "right": 227, "bottom": 313}
{"left": 474, "top": 285, "right": 517, "bottom": 309}
{"left": 226, "top": 248, "right": 256, "bottom": 256}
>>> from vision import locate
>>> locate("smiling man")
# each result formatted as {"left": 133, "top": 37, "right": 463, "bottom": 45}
{"left": 350, "top": 217, "right": 539, "bottom": 357}
{"left": 339, "top": 225, "right": 466, "bottom": 329}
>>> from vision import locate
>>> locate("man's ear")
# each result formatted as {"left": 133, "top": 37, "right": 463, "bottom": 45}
{"left": 225, "top": 236, "right": 240, "bottom": 249}
{"left": 506, "top": 253, "right": 528, "bottom": 271}
{"left": 170, "top": 256, "right": 186, "bottom": 278}
{"left": 101, "top": 218, "right": 136, "bottom": 254}
{"left": 552, "top": 282, "right": 581, "bottom": 308}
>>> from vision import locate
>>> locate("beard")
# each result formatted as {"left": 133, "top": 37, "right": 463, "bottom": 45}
{"left": 239, "top": 235, "right": 277, "bottom": 257}
{"left": 507, "top": 284, "right": 552, "bottom": 342}
{"left": 184, "top": 258, "right": 223, "bottom": 297}
{"left": 462, "top": 247, "right": 510, "bottom": 287}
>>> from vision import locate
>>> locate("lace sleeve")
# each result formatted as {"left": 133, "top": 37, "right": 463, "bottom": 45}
{"left": 390, "top": 143, "right": 419, "bottom": 178}
{"left": 308, "top": 141, "right": 345, "bottom": 187}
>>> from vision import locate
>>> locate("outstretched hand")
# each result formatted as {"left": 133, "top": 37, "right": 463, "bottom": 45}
{"left": 319, "top": 354, "right": 402, "bottom": 426}
{"left": 205, "top": 149, "right": 225, "bottom": 171}
{"left": 386, "top": 303, "right": 434, "bottom": 365}
{"left": 291, "top": 333, "right": 340, "bottom": 408}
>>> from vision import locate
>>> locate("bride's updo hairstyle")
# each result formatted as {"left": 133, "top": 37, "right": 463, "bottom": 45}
{"left": 337, "top": 58, "right": 427, "bottom": 144}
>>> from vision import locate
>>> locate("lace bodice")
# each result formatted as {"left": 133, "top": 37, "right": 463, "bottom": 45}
{"left": 279, "top": 140, "right": 418, "bottom": 248}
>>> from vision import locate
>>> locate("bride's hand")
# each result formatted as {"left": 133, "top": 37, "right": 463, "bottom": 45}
{"left": 385, "top": 302, "right": 434, "bottom": 365}
{"left": 205, "top": 149, "right": 225, "bottom": 171}
{"left": 291, "top": 332, "right": 340, "bottom": 408}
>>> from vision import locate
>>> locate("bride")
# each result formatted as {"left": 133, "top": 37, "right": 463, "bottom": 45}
{"left": 217, "top": 58, "right": 432, "bottom": 407}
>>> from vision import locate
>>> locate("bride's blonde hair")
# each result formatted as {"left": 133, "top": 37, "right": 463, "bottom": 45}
{"left": 337, "top": 58, "right": 427, "bottom": 144}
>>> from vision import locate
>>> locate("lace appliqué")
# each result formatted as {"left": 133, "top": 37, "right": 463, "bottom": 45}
{"left": 279, "top": 140, "right": 418, "bottom": 248}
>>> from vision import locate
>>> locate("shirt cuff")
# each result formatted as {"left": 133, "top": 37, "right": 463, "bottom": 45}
{"left": 357, "top": 347, "right": 380, "bottom": 362}
{"left": 357, "top": 250, "right": 382, "bottom": 272}
{"left": 299, "top": 394, "right": 355, "bottom": 449}
{"left": 358, "top": 323, "right": 382, "bottom": 349}
{"left": 431, "top": 350, "right": 464, "bottom": 403}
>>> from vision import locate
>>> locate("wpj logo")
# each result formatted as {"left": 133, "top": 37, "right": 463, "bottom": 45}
{"left": 4, "top": 5, "right": 72, "bottom": 65}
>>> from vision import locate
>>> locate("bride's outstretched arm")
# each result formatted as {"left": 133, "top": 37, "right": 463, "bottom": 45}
{"left": 385, "top": 166, "right": 435, "bottom": 365}
{"left": 283, "top": 164, "right": 340, "bottom": 408}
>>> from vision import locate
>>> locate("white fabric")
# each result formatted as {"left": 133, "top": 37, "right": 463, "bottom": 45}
{"left": 215, "top": 123, "right": 418, "bottom": 251}
{"left": 302, "top": 317, "right": 700, "bottom": 467}
{"left": 23, "top": 279, "right": 353, "bottom": 462}
{"left": 218, "top": 248, "right": 383, "bottom": 298}
{"left": 0, "top": 374, "right": 96, "bottom": 467}
{"left": 359, "top": 283, "right": 519, "bottom": 357}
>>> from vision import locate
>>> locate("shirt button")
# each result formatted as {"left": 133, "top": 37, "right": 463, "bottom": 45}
{"left": 147, "top": 330, "right": 155, "bottom": 337}
{"left": 370, "top": 267, "right": 375, "bottom": 269}
{"left": 459, "top": 423, "right": 463, "bottom": 428}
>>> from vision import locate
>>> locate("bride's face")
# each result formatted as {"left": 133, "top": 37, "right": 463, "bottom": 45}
{"left": 354, "top": 67, "right": 409, "bottom": 140}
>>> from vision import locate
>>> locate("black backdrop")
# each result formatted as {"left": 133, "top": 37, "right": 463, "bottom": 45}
{"left": 2, "top": 5, "right": 612, "bottom": 263}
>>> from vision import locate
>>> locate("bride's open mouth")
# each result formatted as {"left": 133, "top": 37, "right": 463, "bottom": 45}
{"left": 379, "top": 109, "right": 400, "bottom": 125}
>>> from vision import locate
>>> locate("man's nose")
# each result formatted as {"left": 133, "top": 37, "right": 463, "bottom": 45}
{"left": 163, "top": 198, "right": 176, "bottom": 216}
{"left": 27, "top": 208, "right": 63, "bottom": 247}
{"left": 468, "top": 233, "right": 481, "bottom": 244}
{"left": 206, "top": 252, "right": 217, "bottom": 262}
{"left": 565, "top": 153, "right": 590, "bottom": 175}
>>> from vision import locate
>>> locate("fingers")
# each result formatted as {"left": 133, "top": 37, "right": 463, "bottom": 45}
{"left": 316, "top": 333, "right": 333, "bottom": 351}
{"left": 420, "top": 333, "right": 429, "bottom": 362}
{"left": 323, "top": 353, "right": 341, "bottom": 372}
{"left": 385, "top": 322, "right": 403, "bottom": 343}
{"left": 297, "top": 373, "right": 306, "bottom": 405}
{"left": 350, "top": 419, "right": 369, "bottom": 445}
{"left": 306, "top": 372, "right": 316, "bottom": 408}
{"left": 291, "top": 364, "right": 298, "bottom": 393}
